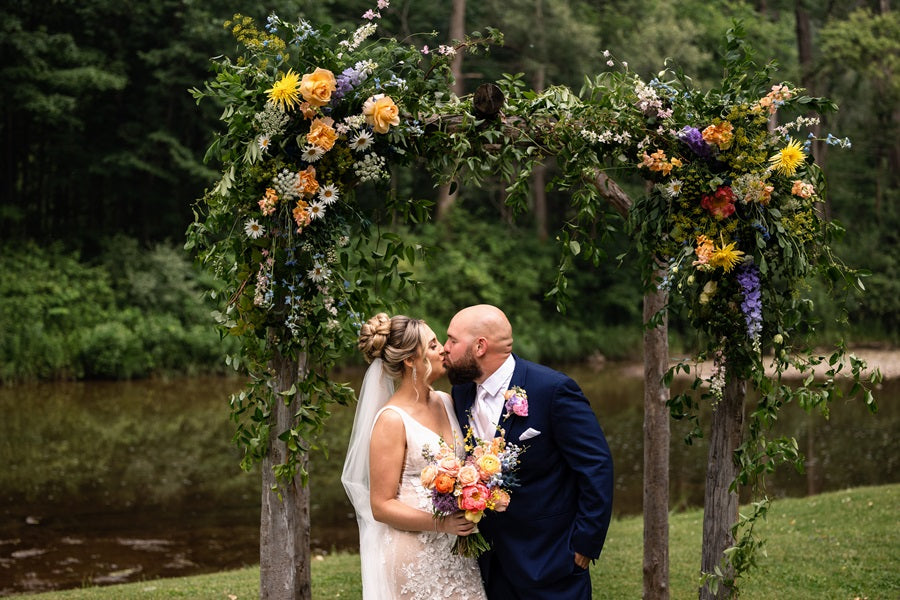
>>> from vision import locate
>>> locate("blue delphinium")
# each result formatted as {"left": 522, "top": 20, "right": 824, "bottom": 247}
{"left": 736, "top": 262, "right": 762, "bottom": 350}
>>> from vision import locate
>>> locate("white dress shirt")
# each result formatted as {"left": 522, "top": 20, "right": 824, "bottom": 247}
{"left": 471, "top": 354, "right": 516, "bottom": 439}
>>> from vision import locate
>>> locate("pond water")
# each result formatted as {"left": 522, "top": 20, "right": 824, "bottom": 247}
{"left": 0, "top": 367, "right": 896, "bottom": 595}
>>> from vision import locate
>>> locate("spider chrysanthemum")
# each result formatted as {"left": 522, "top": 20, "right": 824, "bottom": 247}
{"left": 769, "top": 139, "right": 806, "bottom": 176}
{"left": 266, "top": 70, "right": 302, "bottom": 111}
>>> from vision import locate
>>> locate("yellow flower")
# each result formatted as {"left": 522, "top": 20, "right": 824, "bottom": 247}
{"left": 363, "top": 94, "right": 400, "bottom": 134}
{"left": 298, "top": 67, "right": 336, "bottom": 107}
{"left": 266, "top": 70, "right": 302, "bottom": 111}
{"left": 709, "top": 240, "right": 745, "bottom": 272}
{"left": 476, "top": 453, "right": 501, "bottom": 477}
{"left": 769, "top": 139, "right": 806, "bottom": 176}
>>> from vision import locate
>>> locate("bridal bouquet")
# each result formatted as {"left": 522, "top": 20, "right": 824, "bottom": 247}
{"left": 420, "top": 428, "right": 523, "bottom": 557}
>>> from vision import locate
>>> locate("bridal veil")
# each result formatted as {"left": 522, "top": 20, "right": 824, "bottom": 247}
{"left": 341, "top": 358, "right": 394, "bottom": 599}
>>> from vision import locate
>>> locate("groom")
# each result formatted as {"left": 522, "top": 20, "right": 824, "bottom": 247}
{"left": 443, "top": 304, "right": 614, "bottom": 599}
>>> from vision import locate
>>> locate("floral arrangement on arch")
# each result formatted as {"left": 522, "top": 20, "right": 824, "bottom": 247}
{"left": 187, "top": 3, "right": 498, "bottom": 476}
{"left": 578, "top": 34, "right": 856, "bottom": 399}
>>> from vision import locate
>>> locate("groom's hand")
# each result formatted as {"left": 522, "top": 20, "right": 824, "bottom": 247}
{"left": 574, "top": 552, "right": 590, "bottom": 569}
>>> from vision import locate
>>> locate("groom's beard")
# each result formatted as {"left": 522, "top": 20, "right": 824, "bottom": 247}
{"left": 445, "top": 347, "right": 483, "bottom": 385}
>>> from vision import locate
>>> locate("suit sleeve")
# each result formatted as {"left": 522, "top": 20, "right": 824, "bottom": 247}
{"left": 551, "top": 375, "right": 614, "bottom": 559}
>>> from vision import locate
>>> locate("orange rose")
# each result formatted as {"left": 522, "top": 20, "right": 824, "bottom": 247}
{"left": 307, "top": 117, "right": 337, "bottom": 151}
{"left": 433, "top": 472, "right": 455, "bottom": 494}
{"left": 363, "top": 94, "right": 400, "bottom": 134}
{"left": 420, "top": 464, "right": 438, "bottom": 488}
{"left": 299, "top": 68, "right": 336, "bottom": 107}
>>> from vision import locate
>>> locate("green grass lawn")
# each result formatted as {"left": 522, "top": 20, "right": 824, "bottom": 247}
{"left": 13, "top": 484, "right": 898, "bottom": 599}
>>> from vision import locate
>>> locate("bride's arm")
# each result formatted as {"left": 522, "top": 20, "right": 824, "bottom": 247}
{"left": 369, "top": 410, "right": 474, "bottom": 536}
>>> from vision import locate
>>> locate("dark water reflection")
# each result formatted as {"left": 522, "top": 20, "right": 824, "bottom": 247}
{"left": 0, "top": 368, "right": 896, "bottom": 595}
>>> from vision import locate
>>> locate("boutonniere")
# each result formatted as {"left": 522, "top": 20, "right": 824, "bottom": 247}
{"left": 503, "top": 386, "right": 528, "bottom": 418}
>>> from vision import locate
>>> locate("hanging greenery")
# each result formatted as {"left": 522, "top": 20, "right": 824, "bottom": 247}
{"left": 417, "top": 22, "right": 882, "bottom": 591}
{"left": 188, "top": 3, "right": 880, "bottom": 592}
{"left": 186, "top": 7, "right": 499, "bottom": 483}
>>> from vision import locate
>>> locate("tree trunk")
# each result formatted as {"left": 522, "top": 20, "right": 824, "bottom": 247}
{"left": 643, "top": 279, "right": 670, "bottom": 600}
{"left": 260, "top": 347, "right": 311, "bottom": 600}
{"left": 435, "top": 0, "right": 467, "bottom": 220}
{"left": 699, "top": 377, "right": 746, "bottom": 600}
{"left": 531, "top": 0, "right": 548, "bottom": 240}
{"left": 795, "top": 1, "right": 829, "bottom": 218}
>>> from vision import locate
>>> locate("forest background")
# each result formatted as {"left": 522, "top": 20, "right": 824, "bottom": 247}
{"left": 2, "top": 0, "right": 898, "bottom": 382}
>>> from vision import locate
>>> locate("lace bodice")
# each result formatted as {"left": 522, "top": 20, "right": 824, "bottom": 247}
{"left": 375, "top": 392, "right": 487, "bottom": 600}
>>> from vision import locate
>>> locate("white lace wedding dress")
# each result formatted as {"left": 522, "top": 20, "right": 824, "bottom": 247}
{"left": 376, "top": 392, "right": 487, "bottom": 600}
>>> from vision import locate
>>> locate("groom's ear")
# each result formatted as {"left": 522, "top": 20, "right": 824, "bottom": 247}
{"left": 474, "top": 337, "right": 488, "bottom": 357}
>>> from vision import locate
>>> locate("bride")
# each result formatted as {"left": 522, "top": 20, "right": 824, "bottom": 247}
{"left": 341, "top": 313, "right": 488, "bottom": 599}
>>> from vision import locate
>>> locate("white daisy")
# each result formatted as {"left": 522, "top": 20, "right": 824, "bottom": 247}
{"left": 244, "top": 218, "right": 265, "bottom": 239}
{"left": 308, "top": 200, "right": 326, "bottom": 220}
{"left": 307, "top": 263, "right": 331, "bottom": 282}
{"left": 350, "top": 130, "right": 374, "bottom": 152}
{"left": 301, "top": 145, "right": 325, "bottom": 162}
{"left": 664, "top": 179, "right": 683, "bottom": 198}
{"left": 257, "top": 134, "right": 272, "bottom": 152}
{"left": 318, "top": 184, "right": 339, "bottom": 205}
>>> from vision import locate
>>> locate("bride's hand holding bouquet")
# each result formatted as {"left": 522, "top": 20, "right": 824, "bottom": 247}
{"left": 420, "top": 428, "right": 522, "bottom": 558}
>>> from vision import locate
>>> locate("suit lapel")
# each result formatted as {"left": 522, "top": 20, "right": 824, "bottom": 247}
{"left": 454, "top": 382, "right": 477, "bottom": 433}
{"left": 499, "top": 355, "right": 529, "bottom": 441}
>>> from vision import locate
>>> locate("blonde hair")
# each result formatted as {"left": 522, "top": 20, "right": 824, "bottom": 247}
{"left": 358, "top": 313, "right": 432, "bottom": 382}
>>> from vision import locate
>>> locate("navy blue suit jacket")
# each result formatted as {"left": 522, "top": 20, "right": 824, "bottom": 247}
{"left": 452, "top": 356, "right": 614, "bottom": 599}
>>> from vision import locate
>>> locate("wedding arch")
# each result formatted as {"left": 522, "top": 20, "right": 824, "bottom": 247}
{"left": 188, "top": 9, "right": 880, "bottom": 600}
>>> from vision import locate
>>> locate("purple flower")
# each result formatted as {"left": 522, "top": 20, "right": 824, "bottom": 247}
{"left": 678, "top": 125, "right": 712, "bottom": 159}
{"left": 736, "top": 262, "right": 762, "bottom": 343}
{"left": 332, "top": 67, "right": 365, "bottom": 102}
{"left": 431, "top": 489, "right": 458, "bottom": 515}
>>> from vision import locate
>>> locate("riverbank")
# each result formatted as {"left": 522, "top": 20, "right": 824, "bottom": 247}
{"left": 11, "top": 484, "right": 897, "bottom": 599}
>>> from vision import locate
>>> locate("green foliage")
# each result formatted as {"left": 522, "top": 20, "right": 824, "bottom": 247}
{"left": 187, "top": 8, "right": 499, "bottom": 483}
{"left": 0, "top": 241, "right": 229, "bottom": 382}
{"left": 395, "top": 209, "right": 643, "bottom": 362}
{"left": 420, "top": 21, "right": 883, "bottom": 592}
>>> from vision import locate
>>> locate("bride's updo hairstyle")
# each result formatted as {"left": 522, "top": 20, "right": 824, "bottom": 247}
{"left": 358, "top": 313, "right": 431, "bottom": 382}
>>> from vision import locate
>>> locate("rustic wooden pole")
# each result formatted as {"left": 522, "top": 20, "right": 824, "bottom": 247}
{"left": 642, "top": 278, "right": 670, "bottom": 600}
{"left": 698, "top": 377, "right": 746, "bottom": 600}
{"left": 589, "top": 172, "right": 671, "bottom": 600}
{"left": 260, "top": 346, "right": 311, "bottom": 600}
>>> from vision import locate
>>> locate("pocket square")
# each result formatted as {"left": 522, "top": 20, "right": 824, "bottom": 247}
{"left": 519, "top": 428, "right": 541, "bottom": 441}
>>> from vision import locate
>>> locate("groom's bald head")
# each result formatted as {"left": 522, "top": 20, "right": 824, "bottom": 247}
{"left": 452, "top": 304, "right": 513, "bottom": 355}
{"left": 443, "top": 304, "right": 512, "bottom": 384}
